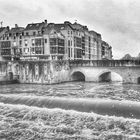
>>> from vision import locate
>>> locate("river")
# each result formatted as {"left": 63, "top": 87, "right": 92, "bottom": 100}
{"left": 0, "top": 82, "right": 140, "bottom": 139}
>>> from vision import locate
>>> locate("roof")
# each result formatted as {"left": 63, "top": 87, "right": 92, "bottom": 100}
{"left": 25, "top": 22, "right": 44, "bottom": 31}
{"left": 102, "top": 41, "right": 109, "bottom": 47}
{"left": 0, "top": 27, "right": 9, "bottom": 33}
{"left": 71, "top": 22, "right": 88, "bottom": 31}
{"left": 44, "top": 23, "right": 74, "bottom": 34}
{"left": 0, "top": 27, "right": 5, "bottom": 33}
{"left": 9, "top": 27, "right": 24, "bottom": 34}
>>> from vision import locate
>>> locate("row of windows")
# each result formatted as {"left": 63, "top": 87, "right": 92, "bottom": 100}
{"left": 24, "top": 38, "right": 46, "bottom": 47}
{"left": 68, "top": 48, "right": 73, "bottom": 58}
{"left": 50, "top": 38, "right": 64, "bottom": 46}
{"left": 1, "top": 49, "right": 11, "bottom": 55}
{"left": 74, "top": 37, "right": 82, "bottom": 48}
{"left": 74, "top": 48, "right": 82, "bottom": 58}
{"left": 68, "top": 40, "right": 72, "bottom": 47}
{"left": 1, "top": 41, "right": 11, "bottom": 48}
{"left": 23, "top": 47, "right": 44, "bottom": 54}
{"left": 50, "top": 47, "right": 64, "bottom": 54}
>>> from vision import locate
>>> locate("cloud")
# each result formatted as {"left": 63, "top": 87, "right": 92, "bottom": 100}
{"left": 0, "top": 0, "right": 140, "bottom": 58}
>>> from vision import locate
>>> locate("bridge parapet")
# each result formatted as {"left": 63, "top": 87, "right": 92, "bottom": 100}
{"left": 69, "top": 60, "right": 140, "bottom": 67}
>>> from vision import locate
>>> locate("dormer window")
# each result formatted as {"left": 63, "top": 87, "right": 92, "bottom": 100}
{"left": 61, "top": 27, "right": 64, "bottom": 29}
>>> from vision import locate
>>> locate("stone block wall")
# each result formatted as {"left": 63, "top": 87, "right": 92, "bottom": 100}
{"left": 18, "top": 61, "right": 70, "bottom": 84}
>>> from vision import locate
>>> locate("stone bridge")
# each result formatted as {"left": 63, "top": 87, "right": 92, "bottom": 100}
{"left": 1, "top": 60, "right": 140, "bottom": 84}
{"left": 69, "top": 60, "right": 140, "bottom": 84}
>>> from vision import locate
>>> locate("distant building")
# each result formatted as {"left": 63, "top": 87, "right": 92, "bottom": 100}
{"left": 101, "top": 41, "right": 112, "bottom": 60}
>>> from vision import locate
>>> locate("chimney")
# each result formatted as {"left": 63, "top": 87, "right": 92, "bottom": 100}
{"left": 15, "top": 24, "right": 18, "bottom": 28}
{"left": 44, "top": 19, "right": 47, "bottom": 23}
{"left": 6, "top": 26, "right": 10, "bottom": 30}
{"left": 64, "top": 21, "right": 71, "bottom": 25}
{"left": 44, "top": 19, "right": 48, "bottom": 27}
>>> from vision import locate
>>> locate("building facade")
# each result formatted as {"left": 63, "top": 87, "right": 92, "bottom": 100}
{"left": 101, "top": 41, "right": 112, "bottom": 60}
{"left": 0, "top": 20, "right": 113, "bottom": 61}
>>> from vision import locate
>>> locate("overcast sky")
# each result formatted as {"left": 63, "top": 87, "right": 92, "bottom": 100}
{"left": 0, "top": 0, "right": 140, "bottom": 59}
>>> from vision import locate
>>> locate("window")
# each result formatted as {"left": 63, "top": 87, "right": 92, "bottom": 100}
{"left": 58, "top": 39, "right": 64, "bottom": 46}
{"left": 25, "top": 40, "right": 28, "bottom": 46}
{"left": 68, "top": 48, "right": 70, "bottom": 57}
{"left": 32, "top": 39, "right": 35, "bottom": 46}
{"left": 33, "top": 32, "right": 36, "bottom": 36}
{"left": 13, "top": 41, "right": 16, "bottom": 46}
{"left": 19, "top": 40, "right": 22, "bottom": 45}
{"left": 35, "top": 38, "right": 42, "bottom": 46}
{"left": 38, "top": 31, "right": 41, "bottom": 35}
{"left": 31, "top": 48, "right": 35, "bottom": 53}
{"left": 68, "top": 40, "right": 70, "bottom": 46}
{"left": 26, "top": 32, "right": 29, "bottom": 36}
{"left": 45, "top": 39, "right": 47, "bottom": 43}
{"left": 50, "top": 38, "right": 57, "bottom": 46}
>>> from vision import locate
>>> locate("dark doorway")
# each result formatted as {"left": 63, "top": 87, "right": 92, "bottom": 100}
{"left": 8, "top": 72, "right": 13, "bottom": 80}
{"left": 71, "top": 71, "right": 85, "bottom": 81}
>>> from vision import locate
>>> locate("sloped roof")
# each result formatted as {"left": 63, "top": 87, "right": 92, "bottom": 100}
{"left": 71, "top": 22, "right": 88, "bottom": 31}
{"left": 44, "top": 23, "right": 74, "bottom": 34}
{"left": 0, "top": 27, "right": 5, "bottom": 33}
{"left": 9, "top": 27, "right": 24, "bottom": 34}
{"left": 102, "top": 41, "right": 109, "bottom": 46}
{"left": 25, "top": 22, "right": 44, "bottom": 31}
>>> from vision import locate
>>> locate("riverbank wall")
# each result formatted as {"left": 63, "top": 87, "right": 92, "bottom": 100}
{"left": 0, "top": 60, "right": 71, "bottom": 84}
{"left": 18, "top": 60, "right": 70, "bottom": 84}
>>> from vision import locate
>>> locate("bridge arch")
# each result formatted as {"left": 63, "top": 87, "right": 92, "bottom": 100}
{"left": 71, "top": 71, "right": 85, "bottom": 81}
{"left": 98, "top": 70, "right": 123, "bottom": 82}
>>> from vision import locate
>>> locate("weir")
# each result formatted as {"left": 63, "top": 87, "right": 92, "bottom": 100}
{"left": 0, "top": 94, "right": 140, "bottom": 119}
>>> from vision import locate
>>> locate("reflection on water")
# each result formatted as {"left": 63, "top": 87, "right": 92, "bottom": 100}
{"left": 0, "top": 82, "right": 140, "bottom": 101}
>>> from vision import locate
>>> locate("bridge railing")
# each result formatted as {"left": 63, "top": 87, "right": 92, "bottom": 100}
{"left": 69, "top": 60, "right": 140, "bottom": 67}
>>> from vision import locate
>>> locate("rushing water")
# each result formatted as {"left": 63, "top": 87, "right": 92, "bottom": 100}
{"left": 0, "top": 82, "right": 140, "bottom": 101}
{"left": 1, "top": 82, "right": 140, "bottom": 139}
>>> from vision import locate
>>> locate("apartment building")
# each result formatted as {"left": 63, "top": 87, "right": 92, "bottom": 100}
{"left": 101, "top": 41, "right": 113, "bottom": 60}
{"left": 0, "top": 25, "right": 24, "bottom": 60}
{"left": 0, "top": 20, "right": 113, "bottom": 61}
